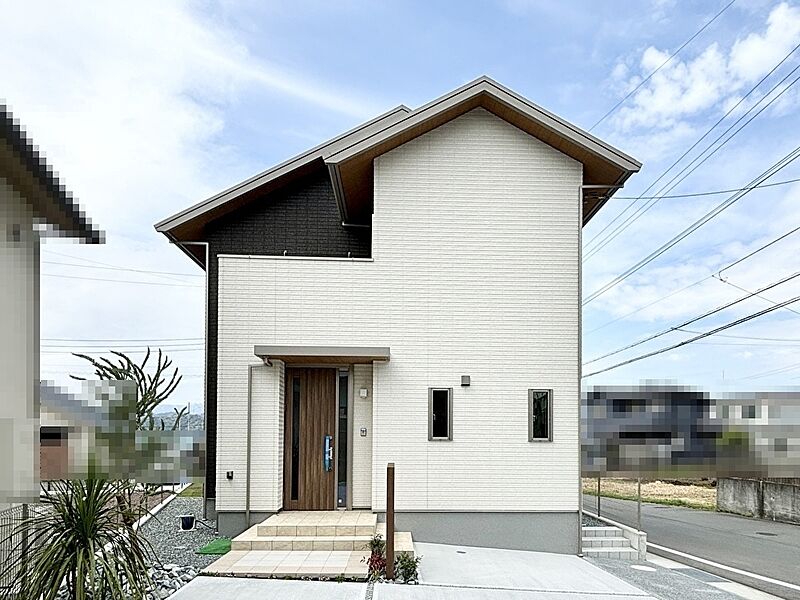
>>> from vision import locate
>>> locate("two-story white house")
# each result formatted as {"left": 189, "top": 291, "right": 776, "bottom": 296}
{"left": 156, "top": 77, "right": 640, "bottom": 553}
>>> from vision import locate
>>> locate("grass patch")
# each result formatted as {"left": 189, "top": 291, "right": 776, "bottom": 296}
{"left": 584, "top": 489, "right": 715, "bottom": 511}
{"left": 196, "top": 538, "right": 231, "bottom": 555}
{"left": 179, "top": 483, "right": 203, "bottom": 497}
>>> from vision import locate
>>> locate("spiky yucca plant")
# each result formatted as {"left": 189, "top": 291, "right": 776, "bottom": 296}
{"left": 1, "top": 479, "right": 154, "bottom": 600}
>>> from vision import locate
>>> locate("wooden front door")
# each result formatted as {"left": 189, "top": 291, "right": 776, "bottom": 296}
{"left": 283, "top": 368, "right": 337, "bottom": 510}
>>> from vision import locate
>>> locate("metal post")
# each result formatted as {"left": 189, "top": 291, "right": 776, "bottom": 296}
{"left": 637, "top": 477, "right": 642, "bottom": 531}
{"left": 386, "top": 463, "right": 395, "bottom": 580}
{"left": 597, "top": 477, "right": 601, "bottom": 516}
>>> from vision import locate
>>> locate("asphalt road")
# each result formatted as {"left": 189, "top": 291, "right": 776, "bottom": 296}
{"left": 583, "top": 494, "right": 800, "bottom": 599}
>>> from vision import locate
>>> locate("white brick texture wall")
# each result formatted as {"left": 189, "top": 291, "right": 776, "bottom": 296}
{"left": 216, "top": 108, "right": 582, "bottom": 514}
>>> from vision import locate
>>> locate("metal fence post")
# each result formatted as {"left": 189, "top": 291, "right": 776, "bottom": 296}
{"left": 637, "top": 478, "right": 642, "bottom": 531}
{"left": 386, "top": 463, "right": 395, "bottom": 580}
{"left": 597, "top": 477, "right": 601, "bottom": 516}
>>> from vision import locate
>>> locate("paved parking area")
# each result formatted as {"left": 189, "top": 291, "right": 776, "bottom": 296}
{"left": 411, "top": 542, "right": 652, "bottom": 597}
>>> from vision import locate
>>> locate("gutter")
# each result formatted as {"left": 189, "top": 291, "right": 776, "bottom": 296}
{"left": 577, "top": 183, "right": 625, "bottom": 556}
{"left": 246, "top": 361, "right": 269, "bottom": 528}
{"left": 170, "top": 241, "right": 209, "bottom": 518}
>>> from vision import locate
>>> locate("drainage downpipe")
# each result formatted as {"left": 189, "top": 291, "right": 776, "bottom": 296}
{"left": 577, "top": 184, "right": 624, "bottom": 555}
{"left": 172, "top": 240, "right": 209, "bottom": 519}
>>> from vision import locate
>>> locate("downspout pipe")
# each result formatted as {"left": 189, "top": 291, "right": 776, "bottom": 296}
{"left": 246, "top": 360, "right": 270, "bottom": 528}
{"left": 172, "top": 240, "right": 209, "bottom": 519}
{"left": 577, "top": 184, "right": 624, "bottom": 555}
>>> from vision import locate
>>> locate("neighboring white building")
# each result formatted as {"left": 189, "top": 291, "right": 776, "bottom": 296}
{"left": 0, "top": 105, "right": 102, "bottom": 507}
{"left": 156, "top": 77, "right": 640, "bottom": 553}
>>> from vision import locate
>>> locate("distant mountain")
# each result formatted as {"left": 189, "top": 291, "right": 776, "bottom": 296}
{"left": 150, "top": 410, "right": 204, "bottom": 431}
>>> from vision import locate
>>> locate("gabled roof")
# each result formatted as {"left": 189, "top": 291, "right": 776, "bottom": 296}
{"left": 327, "top": 77, "right": 641, "bottom": 224}
{"left": 154, "top": 104, "right": 411, "bottom": 263}
{"left": 156, "top": 77, "right": 641, "bottom": 265}
{"left": 1, "top": 104, "right": 103, "bottom": 244}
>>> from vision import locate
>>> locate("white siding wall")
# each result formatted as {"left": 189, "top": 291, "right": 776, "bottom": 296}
{"left": 0, "top": 177, "right": 39, "bottom": 506}
{"left": 351, "top": 364, "right": 373, "bottom": 508}
{"left": 215, "top": 108, "right": 581, "bottom": 514}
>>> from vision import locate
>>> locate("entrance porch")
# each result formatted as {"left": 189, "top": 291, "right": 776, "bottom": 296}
{"left": 205, "top": 511, "right": 414, "bottom": 580}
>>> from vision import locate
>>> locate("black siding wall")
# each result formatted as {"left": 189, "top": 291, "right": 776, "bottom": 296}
{"left": 203, "top": 168, "right": 370, "bottom": 501}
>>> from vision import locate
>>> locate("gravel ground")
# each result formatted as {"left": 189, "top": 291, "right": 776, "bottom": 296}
{"left": 140, "top": 496, "right": 221, "bottom": 570}
{"left": 587, "top": 558, "right": 741, "bottom": 600}
{"left": 582, "top": 514, "right": 605, "bottom": 527}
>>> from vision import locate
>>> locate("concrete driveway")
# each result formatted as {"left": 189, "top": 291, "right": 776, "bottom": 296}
{"left": 171, "top": 543, "right": 654, "bottom": 600}
{"left": 373, "top": 542, "right": 653, "bottom": 600}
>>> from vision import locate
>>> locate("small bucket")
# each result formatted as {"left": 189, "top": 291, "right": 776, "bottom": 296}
{"left": 179, "top": 514, "right": 196, "bottom": 531}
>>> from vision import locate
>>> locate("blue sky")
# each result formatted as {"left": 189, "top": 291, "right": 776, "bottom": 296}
{"left": 3, "top": 0, "right": 800, "bottom": 408}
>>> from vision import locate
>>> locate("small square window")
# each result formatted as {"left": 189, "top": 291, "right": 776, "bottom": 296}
{"left": 428, "top": 388, "right": 452, "bottom": 441}
{"left": 743, "top": 405, "right": 756, "bottom": 419}
{"left": 529, "top": 389, "right": 552, "bottom": 442}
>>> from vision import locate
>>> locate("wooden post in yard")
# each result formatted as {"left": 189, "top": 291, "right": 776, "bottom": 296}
{"left": 386, "top": 463, "right": 395, "bottom": 580}
{"left": 597, "top": 477, "right": 601, "bottom": 516}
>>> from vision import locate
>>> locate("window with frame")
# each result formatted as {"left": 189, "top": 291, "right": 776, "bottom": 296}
{"left": 528, "top": 389, "right": 552, "bottom": 441}
{"left": 428, "top": 388, "right": 452, "bottom": 441}
{"left": 743, "top": 404, "right": 757, "bottom": 419}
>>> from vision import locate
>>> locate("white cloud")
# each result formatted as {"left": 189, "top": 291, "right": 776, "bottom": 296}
{"left": 0, "top": 1, "right": 383, "bottom": 406}
{"left": 611, "top": 2, "right": 800, "bottom": 134}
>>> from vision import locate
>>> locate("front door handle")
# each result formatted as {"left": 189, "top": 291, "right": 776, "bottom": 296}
{"left": 323, "top": 434, "right": 334, "bottom": 472}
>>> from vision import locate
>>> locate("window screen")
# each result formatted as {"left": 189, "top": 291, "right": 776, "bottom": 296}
{"left": 528, "top": 389, "right": 552, "bottom": 441}
{"left": 428, "top": 388, "right": 452, "bottom": 440}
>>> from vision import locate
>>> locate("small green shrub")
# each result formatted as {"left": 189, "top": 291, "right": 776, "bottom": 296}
{"left": 394, "top": 552, "right": 421, "bottom": 584}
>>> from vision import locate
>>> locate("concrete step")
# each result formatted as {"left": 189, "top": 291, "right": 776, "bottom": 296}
{"left": 232, "top": 534, "right": 373, "bottom": 552}
{"left": 582, "top": 546, "right": 639, "bottom": 559}
{"left": 581, "top": 536, "right": 629, "bottom": 548}
{"left": 582, "top": 526, "right": 622, "bottom": 538}
{"left": 376, "top": 523, "right": 415, "bottom": 559}
{"left": 256, "top": 511, "right": 377, "bottom": 537}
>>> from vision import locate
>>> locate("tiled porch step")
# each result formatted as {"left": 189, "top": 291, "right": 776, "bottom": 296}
{"left": 232, "top": 535, "right": 374, "bottom": 551}
{"left": 203, "top": 549, "right": 369, "bottom": 580}
{"left": 582, "top": 526, "right": 622, "bottom": 538}
{"left": 582, "top": 546, "right": 639, "bottom": 559}
{"left": 581, "top": 536, "right": 629, "bottom": 548}
{"left": 257, "top": 511, "right": 377, "bottom": 537}
{"left": 375, "top": 523, "right": 415, "bottom": 558}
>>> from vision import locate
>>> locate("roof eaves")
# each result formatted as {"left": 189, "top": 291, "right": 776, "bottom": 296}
{"left": 325, "top": 77, "right": 641, "bottom": 173}
{"left": 154, "top": 104, "right": 412, "bottom": 234}
{"left": 1, "top": 104, "right": 103, "bottom": 244}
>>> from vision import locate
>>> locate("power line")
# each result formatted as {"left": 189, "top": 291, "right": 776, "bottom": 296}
{"left": 677, "top": 329, "right": 800, "bottom": 342}
{"left": 42, "top": 249, "right": 201, "bottom": 284}
{"left": 612, "top": 177, "right": 800, "bottom": 199}
{"left": 584, "top": 269, "right": 800, "bottom": 365}
{"left": 583, "top": 144, "right": 800, "bottom": 305}
{"left": 41, "top": 348, "right": 204, "bottom": 354}
{"left": 583, "top": 293, "right": 800, "bottom": 378}
{"left": 42, "top": 337, "right": 203, "bottom": 342}
{"left": 42, "top": 273, "right": 202, "bottom": 288}
{"left": 41, "top": 260, "right": 203, "bottom": 278}
{"left": 42, "top": 342, "right": 204, "bottom": 349}
{"left": 588, "top": 0, "right": 736, "bottom": 131}
{"left": 586, "top": 222, "right": 800, "bottom": 334}
{"left": 712, "top": 276, "right": 800, "bottom": 316}
{"left": 738, "top": 361, "right": 800, "bottom": 380}
{"left": 585, "top": 41, "right": 800, "bottom": 256}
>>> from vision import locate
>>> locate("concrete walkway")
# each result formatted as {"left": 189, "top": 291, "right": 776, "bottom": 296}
{"left": 584, "top": 494, "right": 800, "bottom": 598}
{"left": 168, "top": 577, "right": 367, "bottom": 599}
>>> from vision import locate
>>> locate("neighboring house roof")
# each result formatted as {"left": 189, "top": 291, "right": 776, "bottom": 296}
{"left": 40, "top": 381, "right": 103, "bottom": 428}
{"left": 156, "top": 76, "right": 641, "bottom": 264}
{"left": 1, "top": 104, "right": 103, "bottom": 243}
